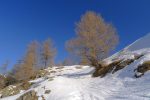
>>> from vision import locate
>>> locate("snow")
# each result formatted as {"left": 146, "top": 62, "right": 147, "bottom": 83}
{"left": 29, "top": 77, "right": 45, "bottom": 83}
{"left": 126, "top": 33, "right": 150, "bottom": 51}
{"left": 1, "top": 33, "right": 150, "bottom": 100}
{"left": 2, "top": 62, "right": 150, "bottom": 100}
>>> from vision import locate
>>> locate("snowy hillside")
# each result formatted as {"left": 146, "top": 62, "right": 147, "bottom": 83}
{"left": 126, "top": 33, "right": 150, "bottom": 51}
{"left": 1, "top": 33, "right": 150, "bottom": 100}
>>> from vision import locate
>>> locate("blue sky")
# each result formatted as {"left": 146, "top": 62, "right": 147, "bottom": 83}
{"left": 0, "top": 0, "right": 150, "bottom": 68}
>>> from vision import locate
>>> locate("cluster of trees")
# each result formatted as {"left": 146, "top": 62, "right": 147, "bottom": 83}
{"left": 0, "top": 11, "right": 119, "bottom": 84}
{"left": 12, "top": 39, "right": 56, "bottom": 81}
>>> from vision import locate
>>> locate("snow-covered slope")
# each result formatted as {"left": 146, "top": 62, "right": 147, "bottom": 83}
{"left": 126, "top": 33, "right": 150, "bottom": 51}
{"left": 1, "top": 33, "right": 150, "bottom": 100}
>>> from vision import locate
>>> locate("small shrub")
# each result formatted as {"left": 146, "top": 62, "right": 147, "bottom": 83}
{"left": 5, "top": 76, "right": 18, "bottom": 86}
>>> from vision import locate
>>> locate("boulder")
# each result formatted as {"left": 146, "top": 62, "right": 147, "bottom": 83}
{"left": 45, "top": 90, "right": 51, "bottom": 94}
{"left": 16, "top": 90, "right": 38, "bottom": 100}
{"left": 135, "top": 61, "right": 150, "bottom": 78}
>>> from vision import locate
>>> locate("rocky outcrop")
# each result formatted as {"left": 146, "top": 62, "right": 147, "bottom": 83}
{"left": 0, "top": 85, "right": 20, "bottom": 98}
{"left": 16, "top": 90, "right": 38, "bottom": 100}
{"left": 0, "top": 81, "right": 31, "bottom": 98}
{"left": 0, "top": 75, "right": 17, "bottom": 91}
{"left": 135, "top": 61, "right": 150, "bottom": 78}
{"left": 93, "top": 60, "right": 122, "bottom": 77}
{"left": 93, "top": 54, "right": 143, "bottom": 77}
{"left": 36, "top": 69, "right": 49, "bottom": 78}
{"left": 112, "top": 59, "right": 134, "bottom": 73}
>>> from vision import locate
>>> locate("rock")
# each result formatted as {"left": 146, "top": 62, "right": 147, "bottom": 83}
{"left": 93, "top": 60, "right": 122, "bottom": 77}
{"left": 75, "top": 66, "right": 82, "bottom": 69}
{"left": 0, "top": 81, "right": 31, "bottom": 98}
{"left": 134, "top": 54, "right": 144, "bottom": 60}
{"left": 41, "top": 95, "right": 45, "bottom": 100}
{"left": 135, "top": 60, "right": 150, "bottom": 78}
{"left": 112, "top": 59, "right": 134, "bottom": 73}
{"left": 36, "top": 69, "right": 49, "bottom": 78}
{"left": 50, "top": 71, "right": 56, "bottom": 73}
{"left": 93, "top": 56, "right": 139, "bottom": 77}
{"left": 0, "top": 85, "right": 20, "bottom": 98}
{"left": 45, "top": 90, "right": 51, "bottom": 94}
{"left": 93, "top": 54, "right": 144, "bottom": 77}
{"left": 21, "top": 81, "right": 31, "bottom": 90}
{"left": 48, "top": 78, "right": 54, "bottom": 81}
{"left": 0, "top": 94, "right": 2, "bottom": 98}
{"left": 16, "top": 90, "right": 38, "bottom": 100}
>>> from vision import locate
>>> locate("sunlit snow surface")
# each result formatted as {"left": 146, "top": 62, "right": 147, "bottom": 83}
{"left": 2, "top": 33, "right": 150, "bottom": 100}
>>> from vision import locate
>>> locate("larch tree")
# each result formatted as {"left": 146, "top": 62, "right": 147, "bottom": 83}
{"left": 66, "top": 11, "right": 119, "bottom": 68}
{"left": 41, "top": 38, "right": 56, "bottom": 68}
{"left": 14, "top": 41, "right": 39, "bottom": 81}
